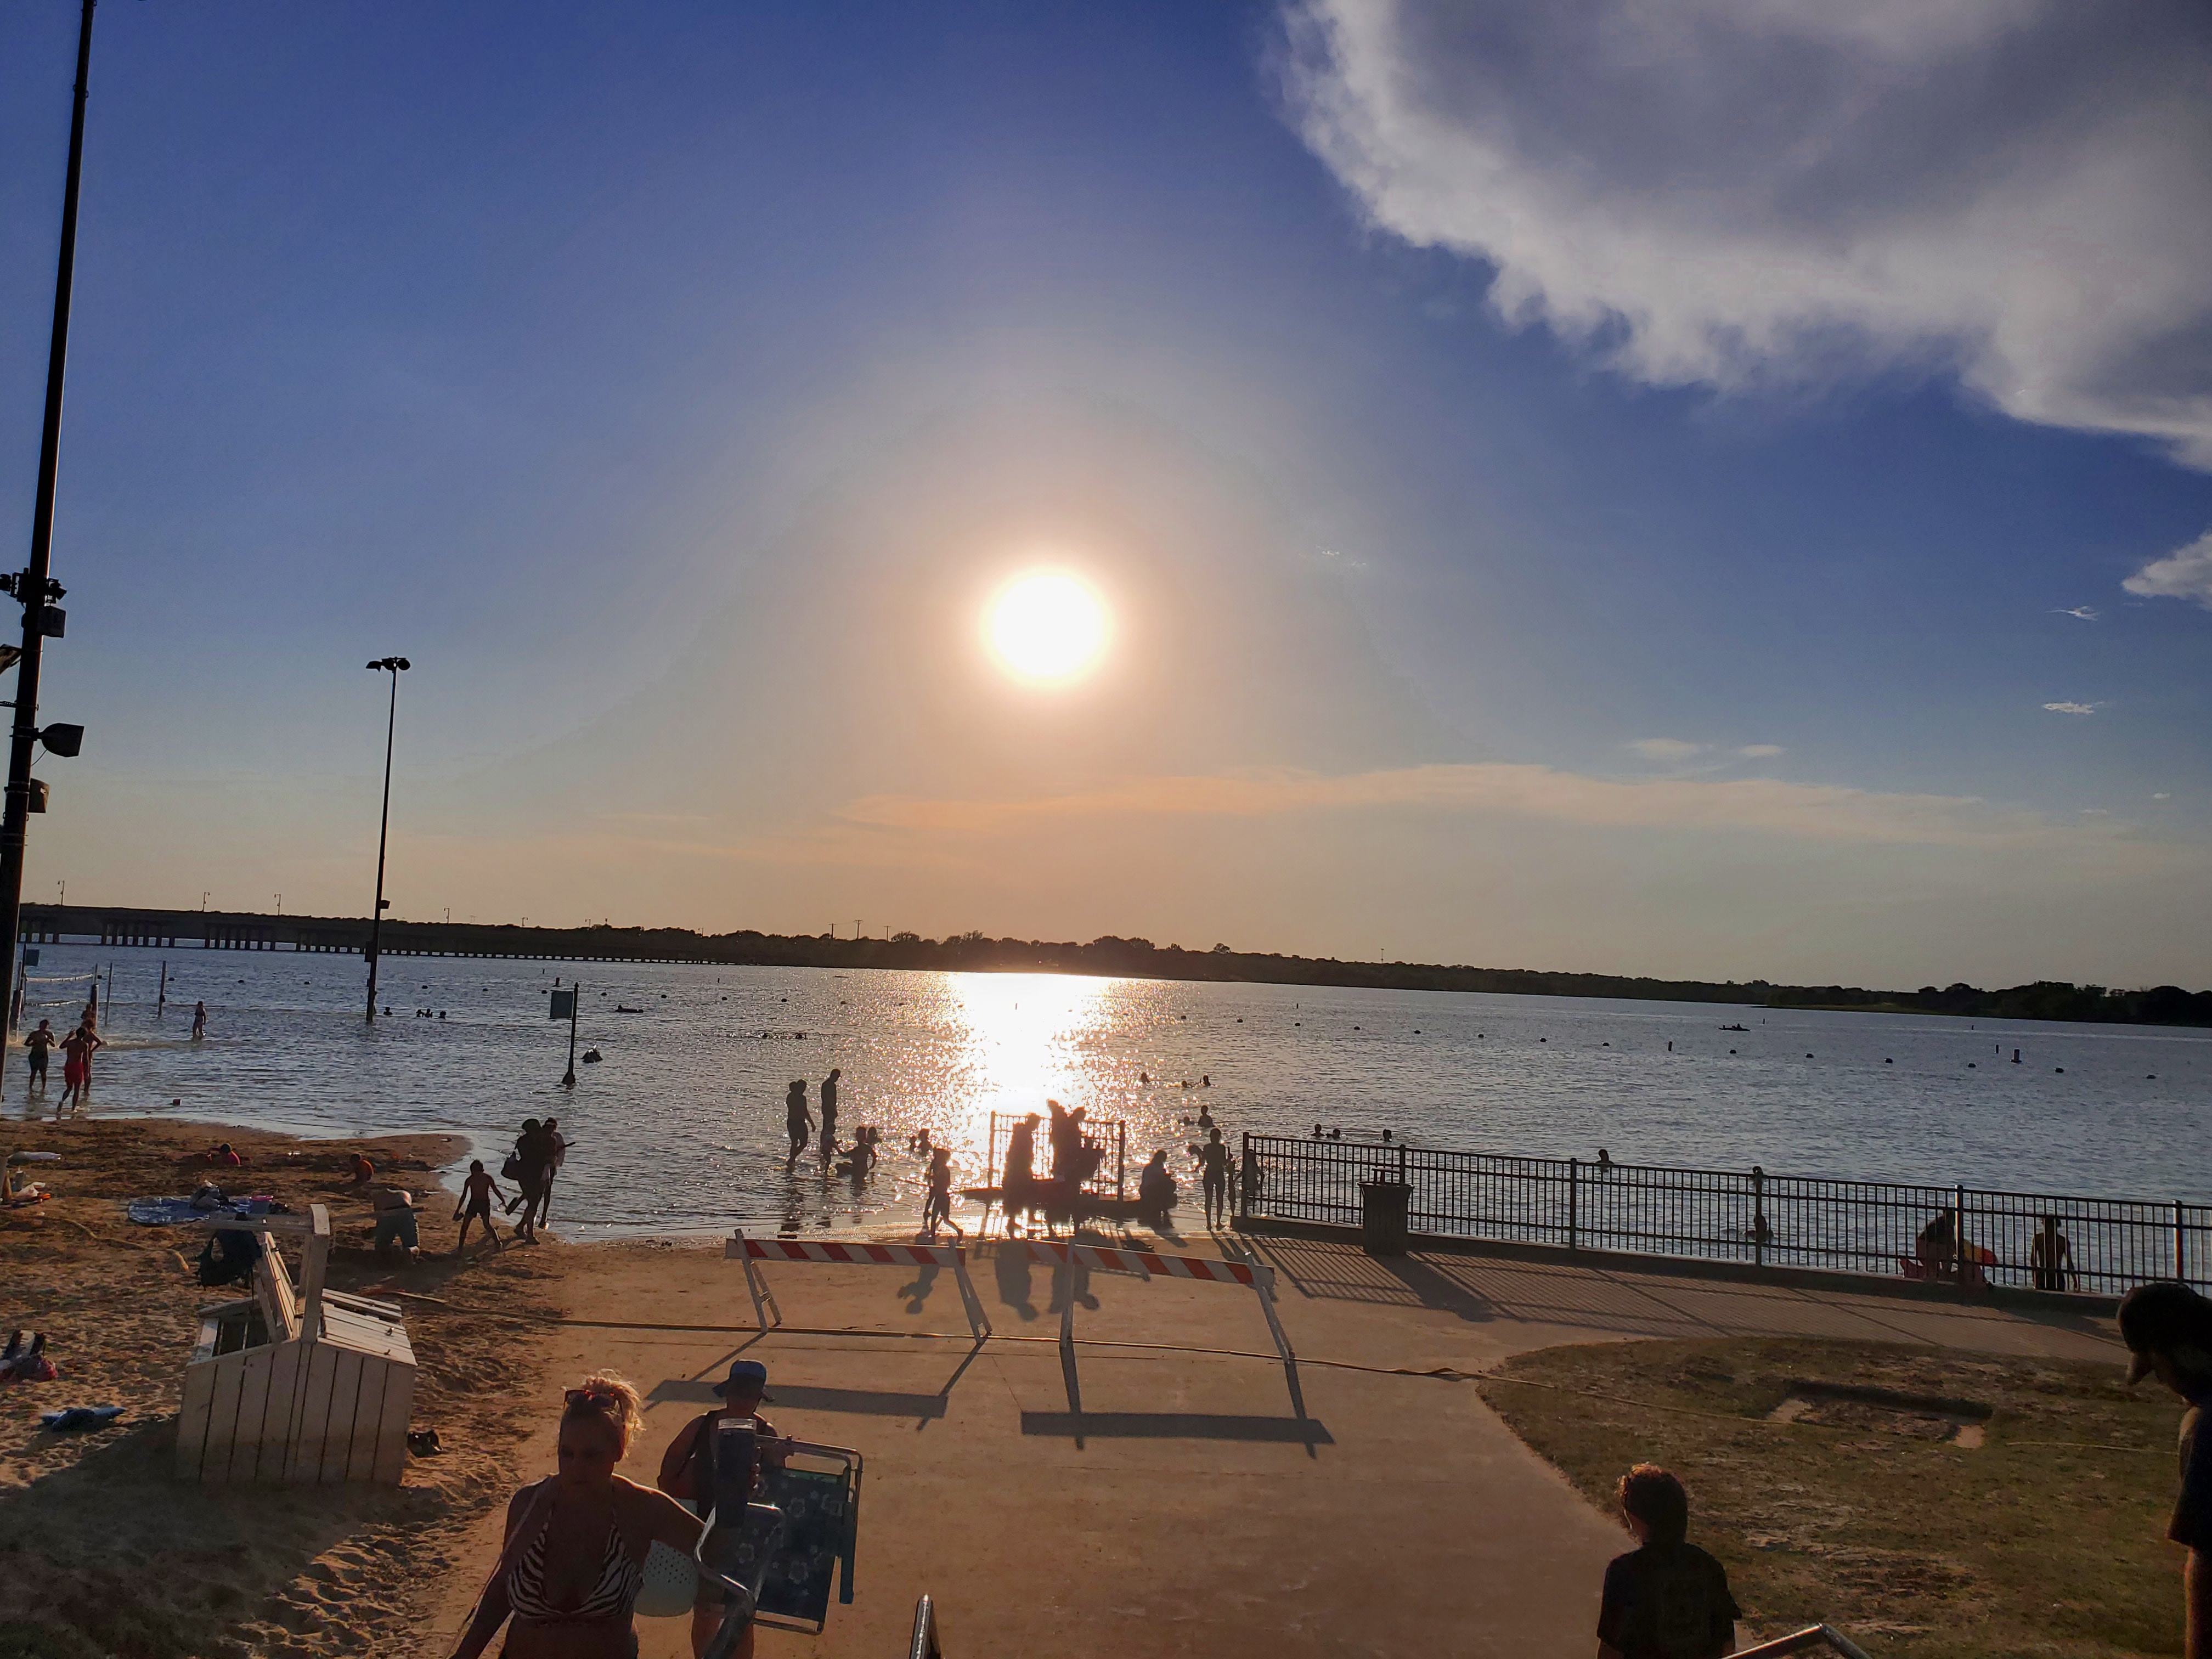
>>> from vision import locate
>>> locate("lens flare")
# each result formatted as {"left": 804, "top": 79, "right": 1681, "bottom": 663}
{"left": 986, "top": 571, "right": 1109, "bottom": 684}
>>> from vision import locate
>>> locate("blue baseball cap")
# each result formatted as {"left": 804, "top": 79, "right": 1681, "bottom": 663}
{"left": 714, "top": 1359, "right": 769, "bottom": 1398}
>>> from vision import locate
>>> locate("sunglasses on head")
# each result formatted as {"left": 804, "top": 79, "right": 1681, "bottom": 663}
{"left": 565, "top": 1386, "right": 622, "bottom": 1408}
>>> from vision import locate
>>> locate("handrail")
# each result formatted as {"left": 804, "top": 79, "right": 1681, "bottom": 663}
{"left": 1731, "top": 1624, "right": 1873, "bottom": 1659}
{"left": 908, "top": 1594, "right": 942, "bottom": 1659}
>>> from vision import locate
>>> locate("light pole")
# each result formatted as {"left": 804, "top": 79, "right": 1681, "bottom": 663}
{"left": 0, "top": 0, "right": 98, "bottom": 1076}
{"left": 363, "top": 656, "right": 409, "bottom": 1023}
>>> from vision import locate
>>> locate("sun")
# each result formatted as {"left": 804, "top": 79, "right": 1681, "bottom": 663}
{"left": 985, "top": 571, "right": 1109, "bottom": 684}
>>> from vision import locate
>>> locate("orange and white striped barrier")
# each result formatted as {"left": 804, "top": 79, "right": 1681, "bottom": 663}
{"left": 1019, "top": 1239, "right": 1295, "bottom": 1367}
{"left": 726, "top": 1232, "right": 991, "bottom": 1341}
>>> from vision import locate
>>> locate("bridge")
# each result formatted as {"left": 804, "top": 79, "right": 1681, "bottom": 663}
{"left": 16, "top": 905, "right": 724, "bottom": 963}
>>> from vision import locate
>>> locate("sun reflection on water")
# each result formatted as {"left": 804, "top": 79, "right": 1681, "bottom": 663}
{"left": 943, "top": 973, "right": 1118, "bottom": 1174}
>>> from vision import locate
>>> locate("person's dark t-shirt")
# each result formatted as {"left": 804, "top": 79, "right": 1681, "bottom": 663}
{"left": 2171, "top": 1402, "right": 2212, "bottom": 1550}
{"left": 1598, "top": 1542, "right": 1740, "bottom": 1659}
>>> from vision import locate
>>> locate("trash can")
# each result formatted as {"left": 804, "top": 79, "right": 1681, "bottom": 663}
{"left": 1361, "top": 1180, "right": 1411, "bottom": 1256}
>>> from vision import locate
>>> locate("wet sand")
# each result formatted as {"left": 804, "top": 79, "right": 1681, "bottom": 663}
{"left": 5, "top": 1120, "right": 2125, "bottom": 1657}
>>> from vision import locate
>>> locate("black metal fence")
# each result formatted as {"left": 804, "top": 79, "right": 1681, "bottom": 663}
{"left": 1240, "top": 1133, "right": 2210, "bottom": 1297}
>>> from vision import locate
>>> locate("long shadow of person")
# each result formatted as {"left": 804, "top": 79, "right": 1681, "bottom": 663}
{"left": 898, "top": 1262, "right": 939, "bottom": 1314}
{"left": 992, "top": 1240, "right": 1037, "bottom": 1321}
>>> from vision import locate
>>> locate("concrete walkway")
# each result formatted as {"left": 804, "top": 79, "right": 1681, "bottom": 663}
{"left": 423, "top": 1235, "right": 2120, "bottom": 1658}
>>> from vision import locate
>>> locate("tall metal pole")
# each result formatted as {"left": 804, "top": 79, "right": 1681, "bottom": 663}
{"left": 0, "top": 0, "right": 98, "bottom": 1096}
{"left": 563, "top": 983, "right": 579, "bottom": 1087}
{"left": 365, "top": 663, "right": 400, "bottom": 1023}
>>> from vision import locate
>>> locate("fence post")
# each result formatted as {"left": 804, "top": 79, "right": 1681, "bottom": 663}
{"left": 1567, "top": 1158, "right": 1579, "bottom": 1252}
{"left": 1956, "top": 1183, "right": 1968, "bottom": 1290}
{"left": 1239, "top": 1131, "right": 1251, "bottom": 1221}
{"left": 2179, "top": 1201, "right": 2188, "bottom": 1283}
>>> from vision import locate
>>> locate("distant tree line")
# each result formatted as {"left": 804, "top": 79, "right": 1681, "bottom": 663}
{"left": 357, "top": 917, "right": 2212, "bottom": 1028}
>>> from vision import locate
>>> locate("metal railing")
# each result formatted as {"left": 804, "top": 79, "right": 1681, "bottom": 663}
{"left": 984, "top": 1110, "right": 1127, "bottom": 1202}
{"left": 908, "top": 1594, "right": 943, "bottom": 1659}
{"left": 1242, "top": 1133, "right": 2211, "bottom": 1297}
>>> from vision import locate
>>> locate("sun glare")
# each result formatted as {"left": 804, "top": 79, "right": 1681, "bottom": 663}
{"left": 986, "top": 571, "right": 1109, "bottom": 684}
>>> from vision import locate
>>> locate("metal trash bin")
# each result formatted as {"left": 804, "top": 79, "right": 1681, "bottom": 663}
{"left": 1361, "top": 1180, "right": 1410, "bottom": 1256}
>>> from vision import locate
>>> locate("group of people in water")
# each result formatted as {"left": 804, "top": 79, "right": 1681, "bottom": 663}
{"left": 16, "top": 991, "right": 209, "bottom": 1118}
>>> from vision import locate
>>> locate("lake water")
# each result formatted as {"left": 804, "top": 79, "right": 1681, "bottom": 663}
{"left": 13, "top": 945, "right": 2210, "bottom": 1236}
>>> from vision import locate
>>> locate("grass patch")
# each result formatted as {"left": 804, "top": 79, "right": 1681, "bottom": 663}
{"left": 1479, "top": 1337, "right": 2183, "bottom": 1658}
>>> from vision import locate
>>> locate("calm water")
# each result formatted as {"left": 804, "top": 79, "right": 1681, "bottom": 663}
{"left": 13, "top": 946, "right": 2211, "bottom": 1235}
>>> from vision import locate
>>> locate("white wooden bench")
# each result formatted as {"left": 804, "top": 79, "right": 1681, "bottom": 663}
{"left": 177, "top": 1204, "right": 417, "bottom": 1485}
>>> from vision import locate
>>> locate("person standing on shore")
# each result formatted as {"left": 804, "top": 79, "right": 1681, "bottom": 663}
{"left": 655, "top": 1359, "right": 788, "bottom": 1659}
{"left": 22, "top": 1020, "right": 54, "bottom": 1091}
{"left": 454, "top": 1376, "right": 702, "bottom": 1659}
{"left": 923, "top": 1146, "right": 960, "bottom": 1239}
{"left": 819, "top": 1068, "right": 840, "bottom": 1160}
{"left": 784, "top": 1080, "right": 811, "bottom": 1161}
{"left": 512, "top": 1119, "right": 556, "bottom": 1243}
{"left": 455, "top": 1160, "right": 509, "bottom": 1255}
{"left": 58, "top": 1020, "right": 100, "bottom": 1114}
{"left": 190, "top": 1001, "right": 207, "bottom": 1040}
{"left": 2120, "top": 1281, "right": 2212, "bottom": 1659}
{"left": 1198, "top": 1127, "right": 1231, "bottom": 1228}
{"left": 2032, "top": 1215, "right": 2078, "bottom": 1293}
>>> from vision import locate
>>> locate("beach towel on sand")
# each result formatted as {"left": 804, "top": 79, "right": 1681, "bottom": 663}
{"left": 126, "top": 1195, "right": 282, "bottom": 1226}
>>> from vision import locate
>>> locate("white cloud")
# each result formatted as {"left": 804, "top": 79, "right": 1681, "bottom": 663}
{"left": 2042, "top": 701, "right": 2100, "bottom": 715}
{"left": 1739, "top": 744, "right": 1785, "bottom": 758}
{"left": 839, "top": 762, "right": 2118, "bottom": 850}
{"left": 2124, "top": 529, "right": 2212, "bottom": 608}
{"left": 1280, "top": 1, "right": 2212, "bottom": 464}
{"left": 1629, "top": 737, "right": 1703, "bottom": 761}
{"left": 2154, "top": 792, "right": 2173, "bottom": 800}
{"left": 2053, "top": 606, "right": 2099, "bottom": 620}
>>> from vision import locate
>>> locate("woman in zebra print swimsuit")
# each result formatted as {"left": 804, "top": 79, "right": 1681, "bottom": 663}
{"left": 453, "top": 1375, "right": 703, "bottom": 1659}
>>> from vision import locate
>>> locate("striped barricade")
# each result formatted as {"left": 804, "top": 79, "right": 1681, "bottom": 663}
{"left": 1019, "top": 1239, "right": 1295, "bottom": 1367}
{"left": 726, "top": 1233, "right": 992, "bottom": 1341}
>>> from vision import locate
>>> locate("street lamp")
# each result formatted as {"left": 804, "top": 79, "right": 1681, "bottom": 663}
{"left": 363, "top": 656, "right": 409, "bottom": 1023}
{"left": 0, "top": 0, "right": 98, "bottom": 1073}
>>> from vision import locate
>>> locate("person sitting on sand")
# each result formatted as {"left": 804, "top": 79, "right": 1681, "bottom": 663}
{"left": 206, "top": 1142, "right": 243, "bottom": 1167}
{"left": 1914, "top": 1207, "right": 1960, "bottom": 1282}
{"left": 349, "top": 1152, "right": 376, "bottom": 1184}
{"left": 454, "top": 1376, "right": 703, "bottom": 1659}
{"left": 455, "top": 1160, "right": 508, "bottom": 1255}
{"left": 1596, "top": 1463, "right": 1739, "bottom": 1659}
{"left": 656, "top": 1361, "right": 789, "bottom": 1659}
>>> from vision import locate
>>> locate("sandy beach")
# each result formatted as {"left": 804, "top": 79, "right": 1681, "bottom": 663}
{"left": 1, "top": 1116, "right": 2154, "bottom": 1658}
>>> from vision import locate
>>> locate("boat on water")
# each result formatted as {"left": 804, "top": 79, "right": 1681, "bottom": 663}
{"left": 1718, "top": 1024, "right": 1749, "bottom": 1031}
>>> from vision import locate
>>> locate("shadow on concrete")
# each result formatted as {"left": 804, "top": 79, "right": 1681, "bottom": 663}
{"left": 897, "top": 1261, "right": 939, "bottom": 1313}
{"left": 1019, "top": 1411, "right": 1334, "bottom": 1444}
{"left": 652, "top": 1337, "right": 989, "bottom": 1429}
{"left": 1379, "top": 1254, "right": 1497, "bottom": 1323}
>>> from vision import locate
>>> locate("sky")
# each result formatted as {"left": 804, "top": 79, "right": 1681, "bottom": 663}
{"left": 1, "top": 0, "right": 2209, "bottom": 989}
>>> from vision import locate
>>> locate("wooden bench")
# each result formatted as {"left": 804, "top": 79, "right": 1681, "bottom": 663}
{"left": 177, "top": 1204, "right": 417, "bottom": 1486}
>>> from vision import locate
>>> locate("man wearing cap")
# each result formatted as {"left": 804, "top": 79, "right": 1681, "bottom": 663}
{"left": 658, "top": 1359, "right": 788, "bottom": 1659}
{"left": 2121, "top": 1281, "right": 2212, "bottom": 1657}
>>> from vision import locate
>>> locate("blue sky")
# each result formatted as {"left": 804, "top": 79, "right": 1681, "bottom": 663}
{"left": 1, "top": 0, "right": 2208, "bottom": 986}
